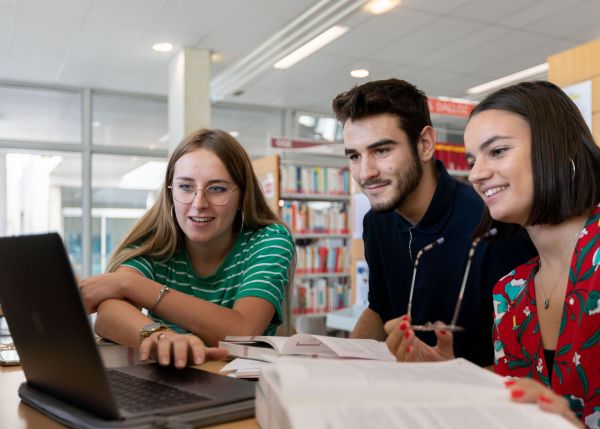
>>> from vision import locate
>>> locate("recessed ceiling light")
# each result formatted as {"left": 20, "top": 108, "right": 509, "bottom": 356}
{"left": 152, "top": 42, "right": 173, "bottom": 52}
{"left": 229, "top": 131, "right": 240, "bottom": 138}
{"left": 211, "top": 52, "right": 223, "bottom": 62}
{"left": 363, "top": 0, "right": 401, "bottom": 15}
{"left": 350, "top": 69, "right": 370, "bottom": 78}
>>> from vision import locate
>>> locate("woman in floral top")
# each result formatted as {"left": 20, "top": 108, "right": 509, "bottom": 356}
{"left": 464, "top": 81, "right": 600, "bottom": 428}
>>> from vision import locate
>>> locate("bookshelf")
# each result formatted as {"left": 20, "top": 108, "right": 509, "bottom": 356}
{"left": 253, "top": 144, "right": 352, "bottom": 325}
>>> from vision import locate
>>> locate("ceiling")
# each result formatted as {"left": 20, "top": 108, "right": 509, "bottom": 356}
{"left": 1, "top": 0, "right": 599, "bottom": 114}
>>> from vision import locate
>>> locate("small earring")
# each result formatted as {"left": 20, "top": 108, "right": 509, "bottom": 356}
{"left": 569, "top": 158, "right": 576, "bottom": 179}
{"left": 239, "top": 210, "right": 245, "bottom": 234}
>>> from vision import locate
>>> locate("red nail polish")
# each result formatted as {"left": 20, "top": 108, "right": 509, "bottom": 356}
{"left": 504, "top": 380, "right": 516, "bottom": 386}
{"left": 511, "top": 389, "right": 525, "bottom": 398}
{"left": 406, "top": 345, "right": 412, "bottom": 353}
{"left": 400, "top": 315, "right": 409, "bottom": 321}
{"left": 539, "top": 395, "right": 553, "bottom": 404}
{"left": 404, "top": 331, "right": 410, "bottom": 339}
{"left": 439, "top": 330, "right": 446, "bottom": 335}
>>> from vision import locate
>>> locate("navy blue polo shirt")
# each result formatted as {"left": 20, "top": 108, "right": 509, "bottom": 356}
{"left": 364, "top": 161, "right": 536, "bottom": 366}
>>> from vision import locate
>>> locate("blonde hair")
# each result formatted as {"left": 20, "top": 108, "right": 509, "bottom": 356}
{"left": 107, "top": 129, "right": 283, "bottom": 272}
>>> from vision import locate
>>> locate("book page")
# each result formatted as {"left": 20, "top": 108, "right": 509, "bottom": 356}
{"left": 221, "top": 358, "right": 271, "bottom": 379}
{"left": 279, "top": 334, "right": 344, "bottom": 357}
{"left": 221, "top": 358, "right": 271, "bottom": 372}
{"left": 223, "top": 335, "right": 289, "bottom": 353}
{"left": 258, "top": 360, "right": 575, "bottom": 429}
{"left": 271, "top": 358, "right": 502, "bottom": 396}
{"left": 313, "top": 336, "right": 395, "bottom": 361}
{"left": 279, "top": 334, "right": 394, "bottom": 360}
{"left": 287, "top": 403, "right": 575, "bottom": 429}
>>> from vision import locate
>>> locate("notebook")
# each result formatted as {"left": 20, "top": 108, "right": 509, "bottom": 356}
{"left": 0, "top": 232, "right": 255, "bottom": 429}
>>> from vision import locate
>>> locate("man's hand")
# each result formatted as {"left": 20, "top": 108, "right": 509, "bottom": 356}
{"left": 139, "top": 331, "right": 228, "bottom": 369}
{"left": 384, "top": 315, "right": 455, "bottom": 362}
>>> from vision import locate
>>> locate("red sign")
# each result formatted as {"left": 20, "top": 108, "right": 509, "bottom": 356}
{"left": 428, "top": 98, "right": 475, "bottom": 118}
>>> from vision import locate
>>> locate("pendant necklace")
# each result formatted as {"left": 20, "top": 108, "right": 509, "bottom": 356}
{"left": 537, "top": 230, "right": 580, "bottom": 310}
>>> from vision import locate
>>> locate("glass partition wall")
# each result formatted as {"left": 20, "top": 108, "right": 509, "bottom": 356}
{"left": 0, "top": 83, "right": 169, "bottom": 277}
{"left": 0, "top": 83, "right": 293, "bottom": 277}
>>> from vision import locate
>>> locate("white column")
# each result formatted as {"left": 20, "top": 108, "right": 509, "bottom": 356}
{"left": 168, "top": 48, "right": 211, "bottom": 152}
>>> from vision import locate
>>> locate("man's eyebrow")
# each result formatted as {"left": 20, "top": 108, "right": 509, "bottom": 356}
{"left": 366, "top": 139, "right": 396, "bottom": 150}
{"left": 344, "top": 139, "right": 396, "bottom": 156}
{"left": 464, "top": 135, "right": 511, "bottom": 158}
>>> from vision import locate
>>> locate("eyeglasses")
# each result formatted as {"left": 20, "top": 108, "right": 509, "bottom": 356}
{"left": 168, "top": 183, "right": 238, "bottom": 206}
{"left": 407, "top": 228, "right": 497, "bottom": 333}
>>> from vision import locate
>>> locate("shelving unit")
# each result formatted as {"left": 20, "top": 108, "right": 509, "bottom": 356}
{"left": 295, "top": 272, "right": 350, "bottom": 279}
{"left": 253, "top": 144, "right": 352, "bottom": 332}
{"left": 280, "top": 193, "right": 350, "bottom": 202}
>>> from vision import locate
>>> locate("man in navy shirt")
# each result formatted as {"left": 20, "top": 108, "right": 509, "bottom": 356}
{"left": 332, "top": 79, "right": 536, "bottom": 366}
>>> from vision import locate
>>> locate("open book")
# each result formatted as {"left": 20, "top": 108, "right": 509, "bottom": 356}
{"left": 256, "top": 358, "right": 575, "bottom": 429}
{"left": 218, "top": 334, "right": 395, "bottom": 362}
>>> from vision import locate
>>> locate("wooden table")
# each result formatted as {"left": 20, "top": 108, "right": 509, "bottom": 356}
{"left": 0, "top": 345, "right": 259, "bottom": 429}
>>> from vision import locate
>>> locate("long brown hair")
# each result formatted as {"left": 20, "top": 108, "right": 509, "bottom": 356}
{"left": 107, "top": 129, "right": 282, "bottom": 272}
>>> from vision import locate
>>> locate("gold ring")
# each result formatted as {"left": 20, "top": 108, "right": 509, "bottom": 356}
{"left": 157, "top": 333, "right": 166, "bottom": 341}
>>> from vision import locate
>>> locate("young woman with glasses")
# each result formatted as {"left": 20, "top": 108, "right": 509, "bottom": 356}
{"left": 80, "top": 129, "right": 295, "bottom": 368}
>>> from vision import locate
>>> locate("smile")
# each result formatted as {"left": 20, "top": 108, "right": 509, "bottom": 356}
{"left": 362, "top": 181, "right": 390, "bottom": 192}
{"left": 484, "top": 186, "right": 508, "bottom": 198}
{"left": 189, "top": 216, "right": 214, "bottom": 223}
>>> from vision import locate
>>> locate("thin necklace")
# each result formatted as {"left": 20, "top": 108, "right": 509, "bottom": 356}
{"left": 537, "top": 230, "right": 581, "bottom": 310}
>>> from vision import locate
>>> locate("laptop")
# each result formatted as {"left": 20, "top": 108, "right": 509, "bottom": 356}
{"left": 0, "top": 233, "right": 256, "bottom": 429}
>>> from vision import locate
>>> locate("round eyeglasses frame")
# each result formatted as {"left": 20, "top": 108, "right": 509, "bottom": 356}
{"left": 168, "top": 184, "right": 239, "bottom": 206}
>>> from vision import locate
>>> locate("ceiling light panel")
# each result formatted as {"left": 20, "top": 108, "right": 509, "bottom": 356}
{"left": 466, "top": 63, "right": 548, "bottom": 95}
{"left": 273, "top": 26, "right": 349, "bottom": 69}
{"left": 211, "top": 0, "right": 367, "bottom": 102}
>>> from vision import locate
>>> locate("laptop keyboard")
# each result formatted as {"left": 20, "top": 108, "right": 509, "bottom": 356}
{"left": 106, "top": 369, "right": 209, "bottom": 414}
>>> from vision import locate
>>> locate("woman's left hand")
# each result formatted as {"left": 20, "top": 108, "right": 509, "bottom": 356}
{"left": 139, "top": 331, "right": 228, "bottom": 369}
{"left": 505, "top": 377, "right": 584, "bottom": 428}
{"left": 80, "top": 272, "right": 137, "bottom": 313}
{"left": 384, "top": 315, "right": 455, "bottom": 362}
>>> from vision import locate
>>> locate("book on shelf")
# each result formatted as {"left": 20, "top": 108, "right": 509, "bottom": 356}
{"left": 281, "top": 200, "right": 349, "bottom": 235}
{"left": 255, "top": 358, "right": 575, "bottom": 429}
{"left": 292, "top": 277, "right": 349, "bottom": 315}
{"left": 280, "top": 165, "right": 350, "bottom": 195}
{"left": 218, "top": 334, "right": 395, "bottom": 363}
{"left": 295, "top": 238, "right": 349, "bottom": 274}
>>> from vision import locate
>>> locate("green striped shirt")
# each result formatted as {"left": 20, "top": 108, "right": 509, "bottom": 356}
{"left": 122, "top": 223, "right": 294, "bottom": 336}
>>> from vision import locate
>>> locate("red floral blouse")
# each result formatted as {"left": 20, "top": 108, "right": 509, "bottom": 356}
{"left": 492, "top": 204, "right": 600, "bottom": 428}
